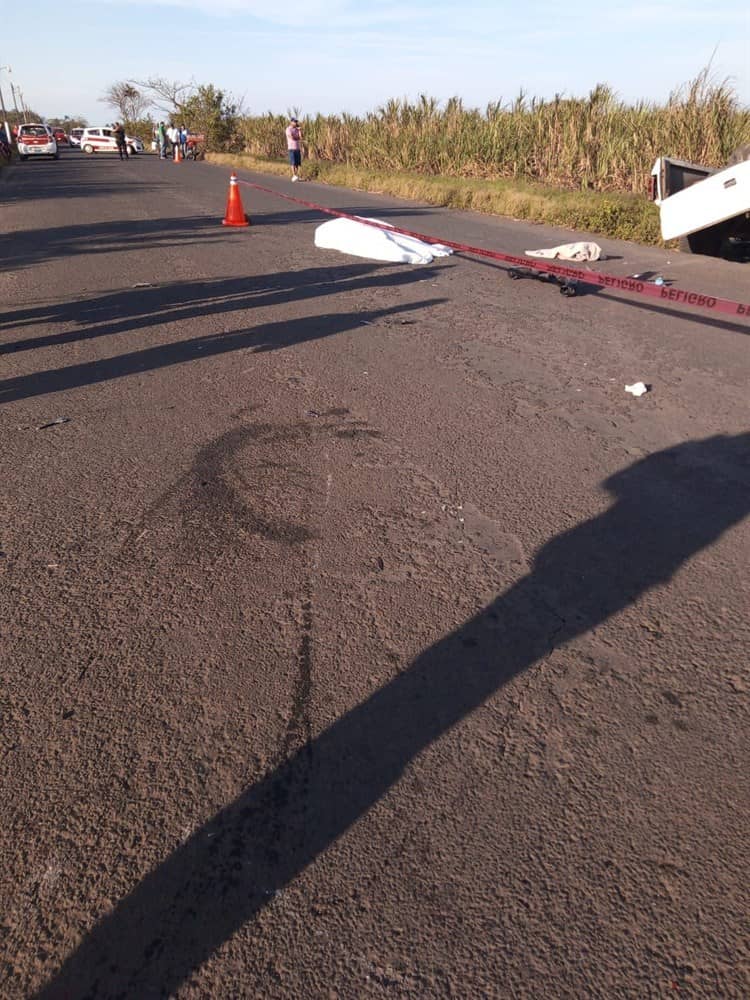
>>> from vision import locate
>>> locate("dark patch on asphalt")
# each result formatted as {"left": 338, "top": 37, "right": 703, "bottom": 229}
{"left": 281, "top": 595, "right": 314, "bottom": 763}
{"left": 192, "top": 425, "right": 313, "bottom": 543}
{"left": 127, "top": 422, "right": 315, "bottom": 553}
{"left": 335, "top": 427, "right": 382, "bottom": 440}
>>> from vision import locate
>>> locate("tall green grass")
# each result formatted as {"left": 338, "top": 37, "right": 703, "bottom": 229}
{"left": 234, "top": 70, "right": 749, "bottom": 196}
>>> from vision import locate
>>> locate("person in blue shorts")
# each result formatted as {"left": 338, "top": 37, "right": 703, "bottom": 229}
{"left": 285, "top": 116, "right": 303, "bottom": 181}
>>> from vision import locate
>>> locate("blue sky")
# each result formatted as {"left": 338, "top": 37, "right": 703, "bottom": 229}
{"left": 3, "top": 0, "right": 749, "bottom": 124}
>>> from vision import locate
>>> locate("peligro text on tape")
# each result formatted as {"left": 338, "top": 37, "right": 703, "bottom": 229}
{"left": 237, "top": 179, "right": 750, "bottom": 321}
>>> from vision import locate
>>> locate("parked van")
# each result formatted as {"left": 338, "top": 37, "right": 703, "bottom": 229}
{"left": 80, "top": 127, "right": 145, "bottom": 156}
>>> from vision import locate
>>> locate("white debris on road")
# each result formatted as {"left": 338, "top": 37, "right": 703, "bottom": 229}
{"left": 625, "top": 382, "right": 650, "bottom": 396}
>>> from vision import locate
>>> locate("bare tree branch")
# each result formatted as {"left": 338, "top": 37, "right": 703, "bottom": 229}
{"left": 99, "top": 82, "right": 151, "bottom": 124}
{"left": 130, "top": 77, "right": 196, "bottom": 119}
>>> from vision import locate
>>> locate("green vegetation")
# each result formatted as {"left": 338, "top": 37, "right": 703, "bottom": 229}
{"left": 210, "top": 69, "right": 749, "bottom": 247}
{"left": 234, "top": 72, "right": 749, "bottom": 194}
{"left": 46, "top": 115, "right": 89, "bottom": 130}
{"left": 181, "top": 85, "right": 238, "bottom": 150}
{"left": 93, "top": 77, "right": 239, "bottom": 155}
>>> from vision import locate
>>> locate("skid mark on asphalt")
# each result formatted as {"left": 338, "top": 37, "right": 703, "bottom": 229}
{"left": 124, "top": 417, "right": 355, "bottom": 779}
{"left": 282, "top": 593, "right": 314, "bottom": 760}
{"left": 137, "top": 422, "right": 315, "bottom": 552}
{"left": 280, "top": 454, "right": 333, "bottom": 760}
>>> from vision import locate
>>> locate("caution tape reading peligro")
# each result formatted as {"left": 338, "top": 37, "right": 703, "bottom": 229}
{"left": 238, "top": 179, "right": 750, "bottom": 320}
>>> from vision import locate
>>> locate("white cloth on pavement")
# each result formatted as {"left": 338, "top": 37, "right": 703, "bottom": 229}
{"left": 525, "top": 241, "right": 603, "bottom": 262}
{"left": 314, "top": 216, "right": 452, "bottom": 264}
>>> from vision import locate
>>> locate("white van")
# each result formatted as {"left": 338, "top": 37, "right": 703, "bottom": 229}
{"left": 80, "top": 127, "right": 145, "bottom": 156}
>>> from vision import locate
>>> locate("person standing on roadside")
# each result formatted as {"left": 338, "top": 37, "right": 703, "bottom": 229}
{"left": 113, "top": 122, "right": 129, "bottom": 161}
{"left": 285, "top": 116, "right": 303, "bottom": 181}
{"left": 157, "top": 121, "right": 167, "bottom": 159}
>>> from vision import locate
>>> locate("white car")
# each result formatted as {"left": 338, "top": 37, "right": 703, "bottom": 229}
{"left": 80, "top": 127, "right": 144, "bottom": 156}
{"left": 69, "top": 127, "right": 84, "bottom": 148}
{"left": 17, "top": 123, "right": 58, "bottom": 161}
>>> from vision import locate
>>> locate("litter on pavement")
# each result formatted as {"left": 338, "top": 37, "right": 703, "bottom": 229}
{"left": 37, "top": 417, "right": 71, "bottom": 430}
{"left": 630, "top": 272, "right": 666, "bottom": 285}
{"left": 525, "top": 242, "right": 603, "bottom": 262}
{"left": 314, "top": 216, "right": 453, "bottom": 264}
{"left": 625, "top": 382, "right": 649, "bottom": 397}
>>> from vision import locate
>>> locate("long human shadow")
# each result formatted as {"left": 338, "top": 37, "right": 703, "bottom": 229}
{"left": 0, "top": 214, "right": 227, "bottom": 274}
{"left": 591, "top": 288, "right": 750, "bottom": 337}
{"left": 0, "top": 157, "right": 156, "bottom": 206}
{"left": 1, "top": 180, "right": 442, "bottom": 275}
{"left": 0, "top": 299, "right": 444, "bottom": 404}
{"left": 0, "top": 179, "right": 156, "bottom": 205}
{"left": 248, "top": 204, "right": 443, "bottom": 229}
{"left": 37, "top": 432, "right": 750, "bottom": 999}
{"left": 0, "top": 262, "right": 447, "bottom": 350}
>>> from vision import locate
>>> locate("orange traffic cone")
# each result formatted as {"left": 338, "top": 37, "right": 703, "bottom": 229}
{"left": 173, "top": 143, "right": 183, "bottom": 163}
{"left": 222, "top": 173, "right": 250, "bottom": 227}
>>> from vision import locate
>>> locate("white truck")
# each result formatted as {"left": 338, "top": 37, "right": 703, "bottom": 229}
{"left": 650, "top": 145, "right": 750, "bottom": 257}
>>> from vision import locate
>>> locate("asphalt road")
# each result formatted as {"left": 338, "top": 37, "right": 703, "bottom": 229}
{"left": 1, "top": 149, "right": 749, "bottom": 999}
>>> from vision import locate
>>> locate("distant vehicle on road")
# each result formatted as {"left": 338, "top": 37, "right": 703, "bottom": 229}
{"left": 52, "top": 128, "right": 69, "bottom": 145}
{"left": 16, "top": 124, "right": 59, "bottom": 161}
{"left": 69, "top": 127, "right": 84, "bottom": 148}
{"left": 80, "top": 127, "right": 144, "bottom": 156}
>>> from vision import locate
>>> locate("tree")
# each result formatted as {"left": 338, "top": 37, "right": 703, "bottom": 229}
{"left": 100, "top": 82, "right": 150, "bottom": 125}
{"left": 180, "top": 84, "right": 239, "bottom": 151}
{"left": 47, "top": 114, "right": 88, "bottom": 129}
{"left": 131, "top": 77, "right": 195, "bottom": 120}
{"left": 10, "top": 107, "right": 42, "bottom": 126}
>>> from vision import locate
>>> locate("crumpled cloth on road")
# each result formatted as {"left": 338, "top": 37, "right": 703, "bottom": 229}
{"left": 525, "top": 241, "right": 603, "bottom": 262}
{"left": 314, "top": 216, "right": 453, "bottom": 264}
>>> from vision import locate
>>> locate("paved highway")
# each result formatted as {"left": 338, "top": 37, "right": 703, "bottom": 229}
{"left": 1, "top": 149, "right": 749, "bottom": 998}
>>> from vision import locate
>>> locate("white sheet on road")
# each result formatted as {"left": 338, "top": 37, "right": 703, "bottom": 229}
{"left": 314, "top": 216, "right": 453, "bottom": 264}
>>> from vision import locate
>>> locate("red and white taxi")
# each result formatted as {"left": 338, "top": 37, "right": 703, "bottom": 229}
{"left": 79, "top": 127, "right": 144, "bottom": 155}
{"left": 16, "top": 124, "right": 59, "bottom": 161}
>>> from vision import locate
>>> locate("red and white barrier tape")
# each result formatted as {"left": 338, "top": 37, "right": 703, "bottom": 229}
{"left": 236, "top": 179, "right": 750, "bottom": 321}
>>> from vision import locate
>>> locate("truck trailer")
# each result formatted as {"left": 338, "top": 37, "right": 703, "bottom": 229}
{"left": 650, "top": 146, "right": 750, "bottom": 257}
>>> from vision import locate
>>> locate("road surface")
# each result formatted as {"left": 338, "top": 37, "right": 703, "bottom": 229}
{"left": 1, "top": 149, "right": 749, "bottom": 998}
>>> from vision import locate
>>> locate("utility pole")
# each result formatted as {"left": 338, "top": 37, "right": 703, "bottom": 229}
{"left": 0, "top": 66, "right": 12, "bottom": 141}
{"left": 9, "top": 80, "right": 20, "bottom": 122}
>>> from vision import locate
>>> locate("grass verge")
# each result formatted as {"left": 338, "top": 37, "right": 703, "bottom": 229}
{"left": 207, "top": 152, "right": 665, "bottom": 247}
